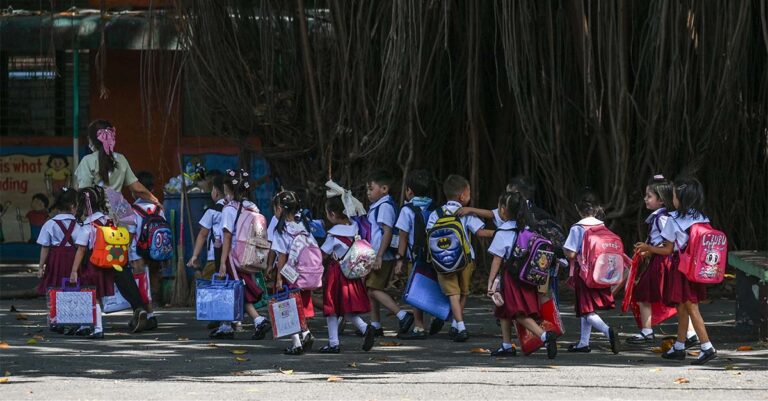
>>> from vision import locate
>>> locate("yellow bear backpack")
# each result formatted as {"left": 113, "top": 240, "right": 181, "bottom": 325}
{"left": 89, "top": 220, "right": 129, "bottom": 272}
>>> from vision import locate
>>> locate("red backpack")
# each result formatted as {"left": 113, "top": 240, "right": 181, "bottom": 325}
{"left": 577, "top": 225, "right": 628, "bottom": 289}
{"left": 677, "top": 223, "right": 727, "bottom": 284}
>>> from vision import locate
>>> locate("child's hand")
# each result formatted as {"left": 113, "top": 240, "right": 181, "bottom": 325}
{"left": 455, "top": 207, "right": 474, "bottom": 217}
{"left": 186, "top": 255, "right": 200, "bottom": 268}
{"left": 217, "top": 265, "right": 227, "bottom": 278}
{"left": 69, "top": 271, "right": 78, "bottom": 284}
{"left": 373, "top": 257, "right": 383, "bottom": 271}
{"left": 394, "top": 260, "right": 403, "bottom": 275}
{"left": 38, "top": 265, "right": 45, "bottom": 278}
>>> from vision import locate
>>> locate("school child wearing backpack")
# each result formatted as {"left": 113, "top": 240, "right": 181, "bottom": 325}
{"left": 68, "top": 187, "right": 118, "bottom": 339}
{"left": 211, "top": 169, "right": 272, "bottom": 340}
{"left": 365, "top": 170, "right": 415, "bottom": 336}
{"left": 393, "top": 169, "right": 444, "bottom": 339}
{"left": 270, "top": 191, "right": 321, "bottom": 355}
{"left": 563, "top": 189, "right": 620, "bottom": 354}
{"left": 426, "top": 175, "right": 494, "bottom": 342}
{"left": 636, "top": 177, "right": 720, "bottom": 365}
{"left": 487, "top": 191, "right": 558, "bottom": 358}
{"left": 189, "top": 174, "right": 227, "bottom": 280}
{"left": 317, "top": 193, "right": 377, "bottom": 353}
{"left": 628, "top": 175, "right": 697, "bottom": 346}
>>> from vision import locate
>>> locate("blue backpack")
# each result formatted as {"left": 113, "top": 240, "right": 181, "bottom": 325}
{"left": 133, "top": 205, "right": 173, "bottom": 261}
{"left": 403, "top": 203, "right": 433, "bottom": 263}
{"left": 427, "top": 207, "right": 471, "bottom": 274}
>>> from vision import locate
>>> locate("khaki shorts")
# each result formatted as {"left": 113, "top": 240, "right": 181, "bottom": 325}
{"left": 201, "top": 261, "right": 217, "bottom": 280}
{"left": 437, "top": 261, "right": 476, "bottom": 296}
{"left": 366, "top": 260, "right": 396, "bottom": 291}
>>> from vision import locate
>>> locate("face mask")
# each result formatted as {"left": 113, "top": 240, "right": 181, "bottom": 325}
{"left": 89, "top": 143, "right": 97, "bottom": 152}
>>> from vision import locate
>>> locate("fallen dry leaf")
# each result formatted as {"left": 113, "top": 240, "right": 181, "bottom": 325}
{"left": 348, "top": 362, "right": 358, "bottom": 368}
{"left": 651, "top": 347, "right": 663, "bottom": 353}
{"left": 4, "top": 371, "right": 10, "bottom": 377}
{"left": 177, "top": 337, "right": 190, "bottom": 341}
{"left": 687, "top": 351, "right": 700, "bottom": 357}
{"left": 731, "top": 372, "right": 743, "bottom": 376}
{"left": 470, "top": 347, "right": 491, "bottom": 354}
{"left": 368, "top": 357, "right": 389, "bottom": 362}
{"left": 724, "top": 365, "right": 737, "bottom": 370}
{"left": 32, "top": 335, "right": 45, "bottom": 341}
{"left": 0, "top": 378, "right": 8, "bottom": 384}
{"left": 649, "top": 368, "right": 662, "bottom": 372}
{"left": 674, "top": 377, "right": 690, "bottom": 384}
{"left": 234, "top": 357, "right": 250, "bottom": 363}
{"left": 736, "top": 346, "right": 753, "bottom": 351}
{"left": 26, "top": 339, "right": 37, "bottom": 345}
{"left": 378, "top": 341, "right": 402, "bottom": 347}
{"left": 327, "top": 375, "right": 344, "bottom": 382}
{"left": 661, "top": 338, "right": 675, "bottom": 353}
{"left": 0, "top": 342, "right": 9, "bottom": 350}
{"left": 231, "top": 349, "right": 248, "bottom": 355}
{"left": 15, "top": 314, "right": 28, "bottom": 321}
{"left": 280, "top": 368, "right": 294, "bottom": 375}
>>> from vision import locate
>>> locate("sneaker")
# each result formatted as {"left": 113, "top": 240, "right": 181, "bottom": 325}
{"left": 448, "top": 327, "right": 458, "bottom": 340}
{"left": 690, "top": 347, "right": 717, "bottom": 365}
{"left": 144, "top": 317, "right": 158, "bottom": 331}
{"left": 626, "top": 332, "right": 655, "bottom": 345}
{"left": 544, "top": 331, "right": 557, "bottom": 359}
{"left": 453, "top": 329, "right": 469, "bottom": 342}
{"left": 252, "top": 320, "right": 272, "bottom": 340}
{"left": 398, "top": 329, "right": 427, "bottom": 340}
{"left": 319, "top": 344, "right": 340, "bottom": 354}
{"left": 685, "top": 335, "right": 700, "bottom": 349}
{"left": 301, "top": 332, "right": 315, "bottom": 351}
{"left": 362, "top": 324, "right": 375, "bottom": 352}
{"left": 661, "top": 348, "right": 685, "bottom": 360}
{"left": 87, "top": 331, "right": 104, "bottom": 340}
{"left": 132, "top": 309, "right": 148, "bottom": 333}
{"left": 567, "top": 344, "right": 591, "bottom": 353}
{"left": 75, "top": 326, "right": 93, "bottom": 336}
{"left": 490, "top": 345, "right": 517, "bottom": 357}
{"left": 608, "top": 327, "right": 620, "bottom": 354}
{"left": 398, "top": 312, "right": 415, "bottom": 334}
{"left": 284, "top": 346, "right": 304, "bottom": 355}
{"left": 429, "top": 318, "right": 445, "bottom": 335}
{"left": 209, "top": 326, "right": 234, "bottom": 339}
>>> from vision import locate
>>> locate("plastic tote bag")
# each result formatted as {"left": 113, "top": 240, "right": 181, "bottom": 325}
{"left": 47, "top": 279, "right": 97, "bottom": 326}
{"left": 195, "top": 274, "right": 244, "bottom": 321}
{"left": 403, "top": 260, "right": 451, "bottom": 321}
{"left": 268, "top": 286, "right": 308, "bottom": 339}
{"left": 102, "top": 270, "right": 152, "bottom": 313}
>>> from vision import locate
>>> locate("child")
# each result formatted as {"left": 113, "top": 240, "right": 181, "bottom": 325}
{"left": 563, "top": 189, "right": 619, "bottom": 354}
{"left": 393, "top": 169, "right": 444, "bottom": 338}
{"left": 189, "top": 174, "right": 227, "bottom": 280}
{"left": 365, "top": 170, "right": 414, "bottom": 336}
{"left": 25, "top": 193, "right": 50, "bottom": 243}
{"left": 320, "top": 194, "right": 375, "bottom": 353}
{"left": 487, "top": 191, "right": 557, "bottom": 358}
{"left": 628, "top": 175, "right": 697, "bottom": 346}
{"left": 36, "top": 188, "right": 79, "bottom": 306}
{"left": 69, "top": 187, "right": 117, "bottom": 339}
{"left": 426, "top": 175, "right": 494, "bottom": 342}
{"left": 637, "top": 177, "right": 717, "bottom": 364}
{"left": 270, "top": 190, "right": 316, "bottom": 355}
{"left": 213, "top": 169, "right": 271, "bottom": 340}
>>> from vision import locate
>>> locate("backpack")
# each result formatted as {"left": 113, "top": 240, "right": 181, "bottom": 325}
{"left": 229, "top": 202, "right": 270, "bottom": 273}
{"left": 132, "top": 205, "right": 173, "bottom": 261}
{"left": 404, "top": 203, "right": 433, "bottom": 263}
{"left": 338, "top": 236, "right": 376, "bottom": 279}
{"left": 89, "top": 219, "right": 130, "bottom": 271}
{"left": 506, "top": 228, "right": 556, "bottom": 287}
{"left": 577, "top": 224, "right": 627, "bottom": 288}
{"left": 427, "top": 207, "right": 471, "bottom": 274}
{"left": 677, "top": 222, "right": 727, "bottom": 284}
{"left": 351, "top": 197, "right": 398, "bottom": 246}
{"left": 282, "top": 225, "right": 324, "bottom": 290}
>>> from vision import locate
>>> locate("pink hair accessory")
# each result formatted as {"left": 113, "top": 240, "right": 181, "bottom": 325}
{"left": 96, "top": 127, "right": 116, "bottom": 155}
{"left": 653, "top": 174, "right": 665, "bottom": 180}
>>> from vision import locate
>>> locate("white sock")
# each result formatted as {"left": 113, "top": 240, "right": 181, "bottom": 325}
{"left": 502, "top": 342, "right": 514, "bottom": 350}
{"left": 700, "top": 341, "right": 713, "bottom": 351}
{"left": 673, "top": 341, "right": 685, "bottom": 351}
{"left": 345, "top": 314, "right": 368, "bottom": 334}
{"left": 371, "top": 321, "right": 382, "bottom": 329}
{"left": 396, "top": 310, "right": 408, "bottom": 320}
{"left": 291, "top": 333, "right": 302, "bottom": 348}
{"left": 254, "top": 316, "right": 266, "bottom": 326}
{"left": 146, "top": 312, "right": 155, "bottom": 319}
{"left": 456, "top": 321, "right": 466, "bottom": 331}
{"left": 687, "top": 329, "right": 697, "bottom": 339}
{"left": 94, "top": 304, "right": 103, "bottom": 333}
{"left": 578, "top": 316, "right": 591, "bottom": 347}
{"left": 585, "top": 313, "right": 610, "bottom": 337}
{"left": 326, "top": 316, "right": 340, "bottom": 347}
{"left": 539, "top": 332, "right": 548, "bottom": 342}
{"left": 641, "top": 328, "right": 653, "bottom": 337}
{"left": 451, "top": 319, "right": 458, "bottom": 329}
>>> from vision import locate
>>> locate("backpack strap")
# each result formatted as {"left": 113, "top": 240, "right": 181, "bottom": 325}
{"left": 337, "top": 236, "right": 354, "bottom": 247}
{"left": 131, "top": 204, "right": 158, "bottom": 218}
{"left": 231, "top": 201, "right": 245, "bottom": 237}
{"left": 54, "top": 219, "right": 76, "bottom": 247}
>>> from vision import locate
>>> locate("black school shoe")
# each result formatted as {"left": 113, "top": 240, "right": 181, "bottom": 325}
{"left": 448, "top": 327, "right": 458, "bottom": 340}
{"left": 398, "top": 329, "right": 427, "bottom": 340}
{"left": 398, "top": 312, "right": 415, "bottom": 334}
{"left": 132, "top": 310, "right": 148, "bottom": 333}
{"left": 209, "top": 326, "right": 235, "bottom": 339}
{"left": 75, "top": 326, "right": 93, "bottom": 336}
{"left": 429, "top": 318, "right": 445, "bottom": 335}
{"left": 685, "top": 335, "right": 700, "bottom": 349}
{"left": 129, "top": 316, "right": 159, "bottom": 332}
{"left": 661, "top": 348, "right": 685, "bottom": 360}
{"left": 544, "top": 331, "right": 558, "bottom": 359}
{"left": 490, "top": 345, "right": 517, "bottom": 357}
{"left": 252, "top": 320, "right": 272, "bottom": 340}
{"left": 453, "top": 330, "right": 469, "bottom": 342}
{"left": 690, "top": 347, "right": 717, "bottom": 365}
{"left": 362, "top": 324, "right": 375, "bottom": 352}
{"left": 87, "top": 331, "right": 104, "bottom": 340}
{"left": 567, "top": 344, "right": 591, "bottom": 353}
{"left": 319, "top": 344, "right": 340, "bottom": 354}
{"left": 626, "top": 332, "right": 655, "bottom": 346}
{"left": 301, "top": 332, "right": 315, "bottom": 352}
{"left": 284, "top": 346, "right": 304, "bottom": 355}
{"left": 608, "top": 327, "right": 620, "bottom": 354}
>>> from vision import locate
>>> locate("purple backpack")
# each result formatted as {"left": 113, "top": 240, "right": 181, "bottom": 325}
{"left": 510, "top": 228, "right": 556, "bottom": 286}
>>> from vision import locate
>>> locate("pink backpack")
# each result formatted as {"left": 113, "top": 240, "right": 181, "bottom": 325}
{"left": 229, "top": 202, "right": 270, "bottom": 273}
{"left": 577, "top": 225, "right": 627, "bottom": 288}
{"left": 338, "top": 236, "right": 376, "bottom": 279}
{"left": 677, "top": 223, "right": 727, "bottom": 284}
{"left": 284, "top": 227, "right": 324, "bottom": 290}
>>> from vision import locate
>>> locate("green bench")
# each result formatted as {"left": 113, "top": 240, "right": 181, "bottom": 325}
{"left": 729, "top": 251, "right": 768, "bottom": 341}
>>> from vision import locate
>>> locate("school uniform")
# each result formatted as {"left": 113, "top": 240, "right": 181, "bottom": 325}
{"left": 634, "top": 208, "right": 671, "bottom": 304}
{"left": 74, "top": 212, "right": 115, "bottom": 299}
{"left": 198, "top": 199, "right": 226, "bottom": 280}
{"left": 661, "top": 211, "right": 710, "bottom": 305}
{"left": 36, "top": 214, "right": 80, "bottom": 295}
{"left": 394, "top": 198, "right": 432, "bottom": 264}
{"left": 426, "top": 201, "right": 486, "bottom": 296}
{"left": 489, "top": 220, "right": 540, "bottom": 320}
{"left": 271, "top": 220, "right": 316, "bottom": 319}
{"left": 364, "top": 195, "right": 398, "bottom": 291}
{"left": 221, "top": 200, "right": 264, "bottom": 304}
{"left": 320, "top": 223, "right": 371, "bottom": 316}
{"left": 563, "top": 217, "right": 615, "bottom": 317}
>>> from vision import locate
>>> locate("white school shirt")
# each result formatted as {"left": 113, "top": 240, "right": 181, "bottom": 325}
{"left": 491, "top": 208, "right": 505, "bottom": 229}
{"left": 270, "top": 219, "right": 311, "bottom": 256}
{"left": 426, "top": 201, "right": 486, "bottom": 259}
{"left": 198, "top": 199, "right": 226, "bottom": 262}
{"left": 320, "top": 223, "right": 358, "bottom": 260}
{"left": 129, "top": 200, "right": 166, "bottom": 262}
{"left": 368, "top": 194, "right": 397, "bottom": 261}
{"left": 267, "top": 216, "right": 278, "bottom": 243}
{"left": 74, "top": 212, "right": 109, "bottom": 249}
{"left": 394, "top": 200, "right": 431, "bottom": 261}
{"left": 488, "top": 220, "right": 519, "bottom": 260}
{"left": 661, "top": 210, "right": 710, "bottom": 252}
{"left": 563, "top": 217, "right": 604, "bottom": 254}
{"left": 36, "top": 214, "right": 80, "bottom": 247}
{"left": 222, "top": 200, "right": 259, "bottom": 234}
{"left": 646, "top": 207, "right": 670, "bottom": 246}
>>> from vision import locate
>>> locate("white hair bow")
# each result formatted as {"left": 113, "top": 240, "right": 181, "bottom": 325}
{"left": 325, "top": 180, "right": 366, "bottom": 217}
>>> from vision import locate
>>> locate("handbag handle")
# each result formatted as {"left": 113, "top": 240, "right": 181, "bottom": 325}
{"left": 270, "top": 285, "right": 296, "bottom": 301}
{"left": 210, "top": 273, "right": 230, "bottom": 286}
{"left": 60, "top": 278, "right": 81, "bottom": 291}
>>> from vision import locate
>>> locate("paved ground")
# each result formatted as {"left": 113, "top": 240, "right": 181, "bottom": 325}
{"left": 0, "top": 265, "right": 766, "bottom": 401}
